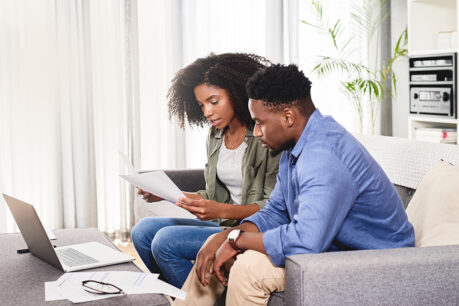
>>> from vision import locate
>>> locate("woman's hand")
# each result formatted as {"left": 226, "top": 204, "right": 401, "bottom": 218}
{"left": 195, "top": 233, "right": 227, "bottom": 286}
{"left": 137, "top": 188, "right": 163, "bottom": 203}
{"left": 177, "top": 196, "right": 224, "bottom": 220}
{"left": 183, "top": 192, "right": 204, "bottom": 201}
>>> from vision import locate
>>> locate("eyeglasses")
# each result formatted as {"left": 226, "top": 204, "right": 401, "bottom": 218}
{"left": 81, "top": 280, "right": 126, "bottom": 295}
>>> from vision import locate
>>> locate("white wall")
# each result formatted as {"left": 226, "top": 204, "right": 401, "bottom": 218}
{"left": 391, "top": 0, "right": 409, "bottom": 138}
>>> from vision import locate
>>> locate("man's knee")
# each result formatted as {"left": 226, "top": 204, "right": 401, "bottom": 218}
{"left": 228, "top": 250, "right": 263, "bottom": 282}
{"left": 228, "top": 250, "right": 285, "bottom": 293}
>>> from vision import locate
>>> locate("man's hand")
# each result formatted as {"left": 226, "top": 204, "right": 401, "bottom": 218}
{"left": 137, "top": 188, "right": 163, "bottom": 202}
{"left": 177, "top": 196, "right": 223, "bottom": 220}
{"left": 195, "top": 233, "right": 227, "bottom": 286}
{"left": 213, "top": 241, "right": 239, "bottom": 286}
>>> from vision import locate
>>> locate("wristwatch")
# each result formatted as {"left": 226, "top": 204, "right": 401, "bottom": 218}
{"left": 227, "top": 229, "right": 244, "bottom": 251}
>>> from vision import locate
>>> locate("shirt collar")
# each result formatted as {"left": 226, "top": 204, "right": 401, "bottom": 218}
{"left": 289, "top": 109, "right": 322, "bottom": 160}
{"left": 214, "top": 124, "right": 254, "bottom": 139}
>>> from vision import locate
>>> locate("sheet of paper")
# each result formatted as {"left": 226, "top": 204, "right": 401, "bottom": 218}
{"left": 44, "top": 271, "right": 187, "bottom": 303}
{"left": 44, "top": 282, "right": 64, "bottom": 301}
{"left": 45, "top": 272, "right": 119, "bottom": 303}
{"left": 119, "top": 152, "right": 196, "bottom": 219}
{"left": 120, "top": 171, "right": 184, "bottom": 203}
{"left": 142, "top": 199, "right": 197, "bottom": 219}
{"left": 148, "top": 278, "right": 187, "bottom": 300}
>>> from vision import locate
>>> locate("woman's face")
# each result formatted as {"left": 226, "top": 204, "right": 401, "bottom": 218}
{"left": 194, "top": 84, "right": 237, "bottom": 129}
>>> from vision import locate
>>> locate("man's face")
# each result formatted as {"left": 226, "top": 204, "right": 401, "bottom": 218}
{"left": 248, "top": 99, "right": 289, "bottom": 153}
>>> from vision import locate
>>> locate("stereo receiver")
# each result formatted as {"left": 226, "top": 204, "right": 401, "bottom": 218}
{"left": 409, "top": 53, "right": 456, "bottom": 118}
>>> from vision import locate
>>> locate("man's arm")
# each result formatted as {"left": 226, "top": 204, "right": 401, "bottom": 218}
{"left": 242, "top": 172, "right": 290, "bottom": 232}
{"left": 196, "top": 168, "right": 289, "bottom": 286}
{"left": 212, "top": 229, "right": 265, "bottom": 285}
{"left": 262, "top": 150, "right": 358, "bottom": 266}
{"left": 195, "top": 221, "right": 260, "bottom": 286}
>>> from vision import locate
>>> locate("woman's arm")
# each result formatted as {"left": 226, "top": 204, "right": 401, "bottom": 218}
{"left": 218, "top": 202, "right": 259, "bottom": 220}
{"left": 177, "top": 196, "right": 259, "bottom": 221}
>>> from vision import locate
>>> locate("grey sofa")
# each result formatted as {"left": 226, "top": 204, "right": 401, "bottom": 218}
{"left": 135, "top": 134, "right": 459, "bottom": 305}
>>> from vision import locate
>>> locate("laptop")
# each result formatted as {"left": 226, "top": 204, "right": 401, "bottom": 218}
{"left": 3, "top": 194, "right": 134, "bottom": 272}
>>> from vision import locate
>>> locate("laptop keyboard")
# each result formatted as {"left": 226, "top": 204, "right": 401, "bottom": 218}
{"left": 56, "top": 248, "right": 99, "bottom": 267}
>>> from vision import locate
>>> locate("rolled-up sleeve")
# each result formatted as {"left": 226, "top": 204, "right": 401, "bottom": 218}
{"left": 262, "top": 150, "right": 358, "bottom": 266}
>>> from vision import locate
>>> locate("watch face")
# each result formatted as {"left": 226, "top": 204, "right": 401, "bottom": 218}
{"left": 228, "top": 229, "right": 241, "bottom": 241}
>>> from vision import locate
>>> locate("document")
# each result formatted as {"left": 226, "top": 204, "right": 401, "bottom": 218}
{"left": 120, "top": 171, "right": 183, "bottom": 204}
{"left": 45, "top": 271, "right": 186, "bottom": 303}
{"left": 119, "top": 152, "right": 197, "bottom": 219}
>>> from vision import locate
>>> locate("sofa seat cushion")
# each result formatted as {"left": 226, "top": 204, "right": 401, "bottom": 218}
{"left": 406, "top": 160, "right": 459, "bottom": 247}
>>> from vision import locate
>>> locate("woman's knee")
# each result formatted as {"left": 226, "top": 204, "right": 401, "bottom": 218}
{"left": 131, "top": 217, "right": 172, "bottom": 244}
{"left": 151, "top": 227, "right": 181, "bottom": 258}
{"left": 131, "top": 218, "right": 151, "bottom": 245}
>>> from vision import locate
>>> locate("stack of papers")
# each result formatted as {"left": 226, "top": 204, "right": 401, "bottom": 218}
{"left": 414, "top": 127, "right": 457, "bottom": 144}
{"left": 45, "top": 271, "right": 186, "bottom": 303}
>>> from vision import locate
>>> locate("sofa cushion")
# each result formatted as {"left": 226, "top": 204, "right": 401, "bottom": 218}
{"left": 406, "top": 160, "right": 459, "bottom": 247}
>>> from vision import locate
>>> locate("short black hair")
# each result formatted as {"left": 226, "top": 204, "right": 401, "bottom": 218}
{"left": 246, "top": 64, "right": 313, "bottom": 115}
{"left": 168, "top": 53, "right": 271, "bottom": 128}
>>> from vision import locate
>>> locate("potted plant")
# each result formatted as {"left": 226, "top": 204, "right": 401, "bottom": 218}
{"left": 301, "top": 0, "right": 407, "bottom": 134}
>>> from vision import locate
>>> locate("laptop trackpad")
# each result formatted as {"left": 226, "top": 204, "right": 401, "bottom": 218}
{"left": 56, "top": 242, "right": 133, "bottom": 268}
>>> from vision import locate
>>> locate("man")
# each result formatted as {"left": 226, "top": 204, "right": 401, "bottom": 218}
{"left": 174, "top": 64, "right": 415, "bottom": 306}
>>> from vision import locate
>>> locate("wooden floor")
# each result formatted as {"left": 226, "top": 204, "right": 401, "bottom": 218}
{"left": 112, "top": 238, "right": 149, "bottom": 273}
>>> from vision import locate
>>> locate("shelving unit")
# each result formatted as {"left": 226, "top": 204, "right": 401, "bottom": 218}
{"left": 407, "top": 0, "right": 459, "bottom": 144}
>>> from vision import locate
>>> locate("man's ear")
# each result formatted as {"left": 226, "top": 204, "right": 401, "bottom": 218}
{"left": 282, "top": 107, "right": 295, "bottom": 127}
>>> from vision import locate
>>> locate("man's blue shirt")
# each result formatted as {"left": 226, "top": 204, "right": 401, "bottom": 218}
{"left": 243, "top": 110, "right": 415, "bottom": 266}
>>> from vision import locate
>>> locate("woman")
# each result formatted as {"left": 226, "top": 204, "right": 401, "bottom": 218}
{"left": 131, "top": 53, "right": 281, "bottom": 288}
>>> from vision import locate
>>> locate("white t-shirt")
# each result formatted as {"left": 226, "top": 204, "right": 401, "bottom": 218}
{"left": 216, "top": 136, "right": 247, "bottom": 204}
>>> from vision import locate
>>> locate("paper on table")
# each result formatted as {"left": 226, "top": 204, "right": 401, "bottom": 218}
{"left": 149, "top": 278, "right": 187, "bottom": 301}
{"left": 46, "top": 272, "right": 122, "bottom": 303}
{"left": 45, "top": 282, "right": 63, "bottom": 301}
{"left": 44, "top": 271, "right": 187, "bottom": 303}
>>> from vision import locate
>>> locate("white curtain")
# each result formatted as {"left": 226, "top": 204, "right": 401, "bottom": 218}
{"left": 0, "top": 0, "right": 301, "bottom": 234}
{"left": 0, "top": 0, "right": 136, "bottom": 235}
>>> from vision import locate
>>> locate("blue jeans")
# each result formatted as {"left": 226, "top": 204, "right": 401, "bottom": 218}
{"left": 131, "top": 217, "right": 221, "bottom": 288}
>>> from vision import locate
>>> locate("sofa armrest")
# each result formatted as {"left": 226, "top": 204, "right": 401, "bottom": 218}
{"left": 285, "top": 245, "right": 459, "bottom": 305}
